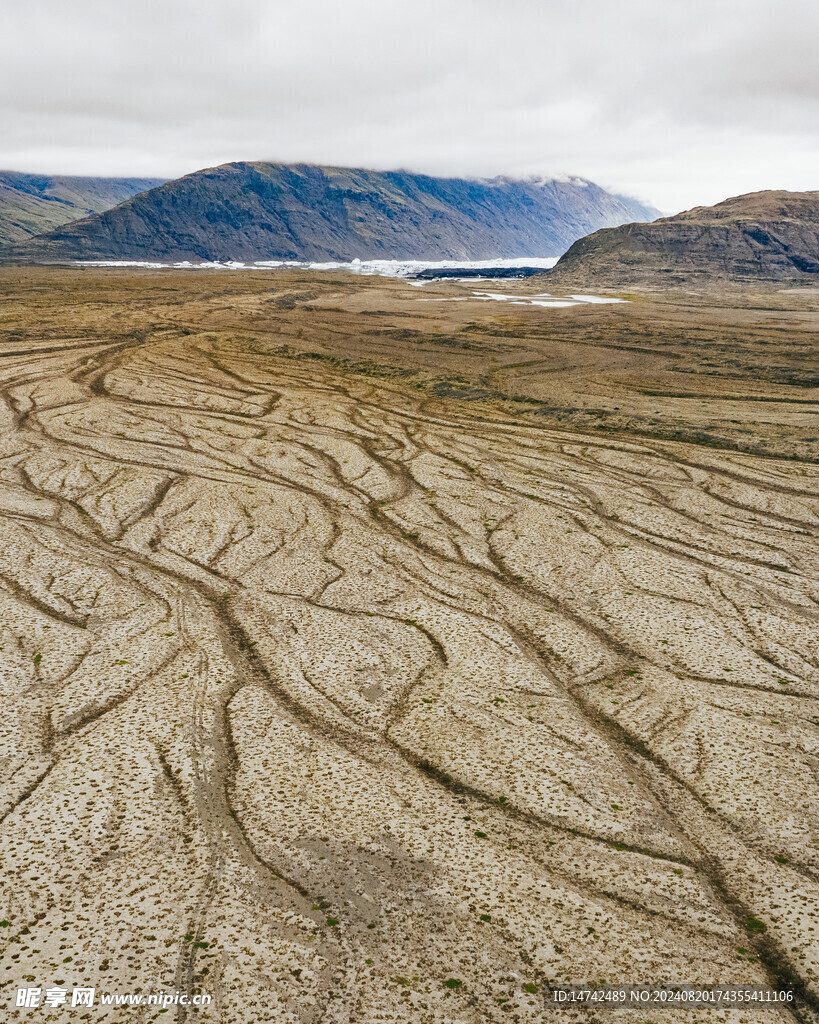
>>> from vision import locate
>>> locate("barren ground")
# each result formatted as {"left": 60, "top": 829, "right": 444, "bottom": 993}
{"left": 0, "top": 267, "right": 818, "bottom": 1023}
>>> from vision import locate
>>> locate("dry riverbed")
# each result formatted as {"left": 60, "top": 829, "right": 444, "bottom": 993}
{"left": 0, "top": 267, "right": 817, "bottom": 1022}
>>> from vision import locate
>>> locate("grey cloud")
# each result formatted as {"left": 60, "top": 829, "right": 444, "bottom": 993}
{"left": 0, "top": 0, "right": 817, "bottom": 211}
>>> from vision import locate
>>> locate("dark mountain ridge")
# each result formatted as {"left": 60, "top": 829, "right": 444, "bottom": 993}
{"left": 0, "top": 171, "right": 165, "bottom": 244}
{"left": 10, "top": 161, "right": 659, "bottom": 262}
{"left": 548, "top": 190, "right": 819, "bottom": 285}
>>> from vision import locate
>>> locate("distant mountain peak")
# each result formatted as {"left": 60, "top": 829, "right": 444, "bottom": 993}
{"left": 7, "top": 160, "right": 661, "bottom": 264}
{"left": 0, "top": 171, "right": 166, "bottom": 245}
{"left": 548, "top": 189, "right": 819, "bottom": 285}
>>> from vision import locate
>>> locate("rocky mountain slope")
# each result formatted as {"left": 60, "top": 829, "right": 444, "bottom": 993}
{"left": 12, "top": 161, "right": 659, "bottom": 262}
{"left": 0, "top": 171, "right": 164, "bottom": 244}
{"left": 548, "top": 190, "right": 819, "bottom": 286}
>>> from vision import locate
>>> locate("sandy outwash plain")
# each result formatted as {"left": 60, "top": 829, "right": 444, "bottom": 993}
{"left": 0, "top": 268, "right": 818, "bottom": 1023}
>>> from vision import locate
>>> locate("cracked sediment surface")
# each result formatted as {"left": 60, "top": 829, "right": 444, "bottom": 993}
{"left": 0, "top": 268, "right": 818, "bottom": 1022}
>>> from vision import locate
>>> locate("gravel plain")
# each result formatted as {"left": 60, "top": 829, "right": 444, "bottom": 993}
{"left": 0, "top": 268, "right": 817, "bottom": 1023}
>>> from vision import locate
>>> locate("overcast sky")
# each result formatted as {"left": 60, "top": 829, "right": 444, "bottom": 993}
{"left": 1, "top": 0, "right": 817, "bottom": 212}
